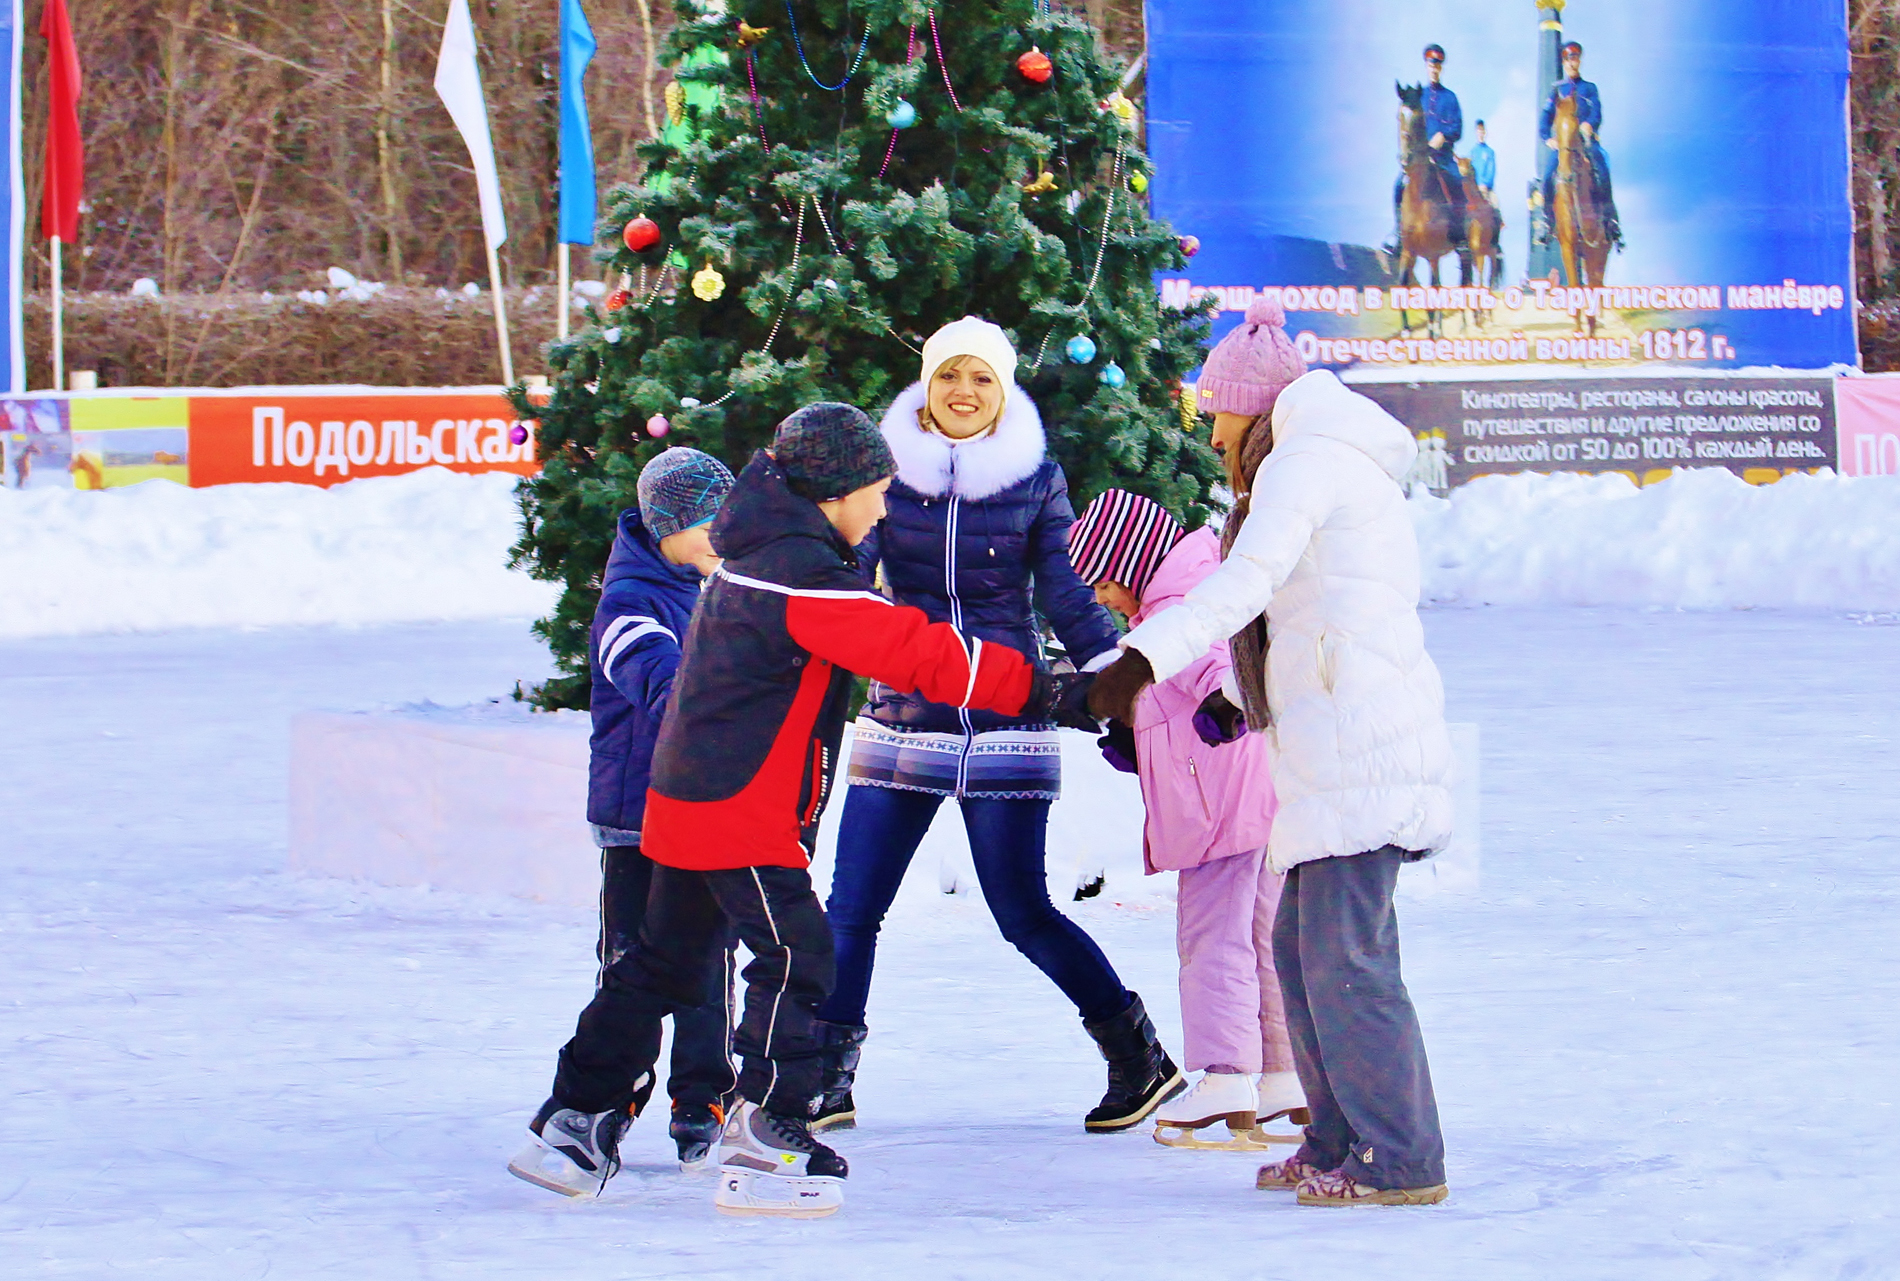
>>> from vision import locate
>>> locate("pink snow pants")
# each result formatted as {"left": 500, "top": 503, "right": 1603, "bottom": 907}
{"left": 1176, "top": 847, "right": 1294, "bottom": 1074}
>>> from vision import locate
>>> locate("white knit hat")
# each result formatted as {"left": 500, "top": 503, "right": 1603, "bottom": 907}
{"left": 919, "top": 316, "right": 1018, "bottom": 420}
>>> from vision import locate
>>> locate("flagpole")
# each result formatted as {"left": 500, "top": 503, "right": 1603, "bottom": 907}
{"left": 485, "top": 239, "right": 514, "bottom": 386}
{"left": 49, "top": 235, "right": 63, "bottom": 391}
{"left": 557, "top": 242, "right": 569, "bottom": 342}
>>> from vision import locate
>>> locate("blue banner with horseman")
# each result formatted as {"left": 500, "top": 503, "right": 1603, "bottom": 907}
{"left": 1145, "top": 0, "right": 1855, "bottom": 373}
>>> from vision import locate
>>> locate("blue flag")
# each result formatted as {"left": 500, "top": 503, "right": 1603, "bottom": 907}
{"left": 557, "top": 0, "right": 597, "bottom": 246}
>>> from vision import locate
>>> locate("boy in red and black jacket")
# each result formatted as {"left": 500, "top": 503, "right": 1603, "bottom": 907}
{"left": 514, "top": 403, "right": 1064, "bottom": 1218}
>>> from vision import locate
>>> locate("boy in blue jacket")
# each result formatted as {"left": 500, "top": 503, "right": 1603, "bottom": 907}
{"left": 511, "top": 447, "right": 738, "bottom": 1189}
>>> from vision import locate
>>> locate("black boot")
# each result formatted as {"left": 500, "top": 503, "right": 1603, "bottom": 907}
{"left": 809, "top": 1020, "right": 867, "bottom": 1132}
{"left": 1082, "top": 993, "right": 1185, "bottom": 1132}
{"left": 669, "top": 1098, "right": 724, "bottom": 1170}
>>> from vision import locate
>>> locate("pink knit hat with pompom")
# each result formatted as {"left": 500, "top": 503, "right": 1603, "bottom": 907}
{"left": 1196, "top": 295, "right": 1306, "bottom": 417}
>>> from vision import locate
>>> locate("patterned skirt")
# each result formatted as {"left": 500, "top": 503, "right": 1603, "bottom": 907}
{"left": 844, "top": 717, "right": 1063, "bottom": 801}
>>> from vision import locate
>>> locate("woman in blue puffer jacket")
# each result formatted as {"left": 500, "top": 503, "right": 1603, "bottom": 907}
{"left": 810, "top": 317, "right": 1184, "bottom": 1134}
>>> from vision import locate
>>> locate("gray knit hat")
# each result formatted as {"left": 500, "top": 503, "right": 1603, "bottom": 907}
{"left": 637, "top": 447, "right": 736, "bottom": 541}
{"left": 770, "top": 402, "right": 895, "bottom": 501}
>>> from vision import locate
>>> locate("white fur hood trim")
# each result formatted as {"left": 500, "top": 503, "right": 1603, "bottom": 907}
{"left": 879, "top": 381, "right": 1047, "bottom": 500}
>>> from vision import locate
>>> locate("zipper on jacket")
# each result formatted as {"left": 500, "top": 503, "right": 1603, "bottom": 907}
{"left": 1187, "top": 755, "right": 1214, "bottom": 821}
{"left": 944, "top": 481, "right": 976, "bottom": 798}
{"left": 801, "top": 739, "right": 827, "bottom": 827}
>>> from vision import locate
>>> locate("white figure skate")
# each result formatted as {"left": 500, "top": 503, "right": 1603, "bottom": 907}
{"left": 1244, "top": 1070, "right": 1311, "bottom": 1146}
{"left": 1153, "top": 1071, "right": 1265, "bottom": 1150}
{"left": 712, "top": 1102, "right": 846, "bottom": 1218}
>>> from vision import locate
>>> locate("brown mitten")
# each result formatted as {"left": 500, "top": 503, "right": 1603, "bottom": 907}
{"left": 1086, "top": 649, "right": 1155, "bottom": 725}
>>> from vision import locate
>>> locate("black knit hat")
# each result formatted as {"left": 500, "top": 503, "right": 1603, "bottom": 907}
{"left": 770, "top": 402, "right": 896, "bottom": 501}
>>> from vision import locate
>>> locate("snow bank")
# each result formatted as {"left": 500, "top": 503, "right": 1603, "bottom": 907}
{"left": 6, "top": 464, "right": 1898, "bottom": 639}
{"left": 0, "top": 468, "right": 556, "bottom": 638}
{"left": 1414, "top": 468, "right": 1900, "bottom": 610}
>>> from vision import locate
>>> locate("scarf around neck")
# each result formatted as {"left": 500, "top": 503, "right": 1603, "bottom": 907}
{"left": 1217, "top": 418, "right": 1276, "bottom": 731}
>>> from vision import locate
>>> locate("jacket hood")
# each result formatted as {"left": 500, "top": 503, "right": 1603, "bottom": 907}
{"left": 711, "top": 449, "right": 859, "bottom": 568}
{"left": 879, "top": 380, "right": 1046, "bottom": 500}
{"left": 1132, "top": 527, "right": 1222, "bottom": 627}
{"left": 604, "top": 507, "right": 701, "bottom": 591}
{"left": 1269, "top": 369, "right": 1418, "bottom": 482}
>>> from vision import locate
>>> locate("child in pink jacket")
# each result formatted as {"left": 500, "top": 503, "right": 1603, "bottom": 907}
{"left": 1067, "top": 489, "right": 1306, "bottom": 1150}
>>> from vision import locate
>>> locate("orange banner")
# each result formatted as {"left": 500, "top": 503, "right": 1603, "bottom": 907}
{"left": 187, "top": 392, "right": 538, "bottom": 488}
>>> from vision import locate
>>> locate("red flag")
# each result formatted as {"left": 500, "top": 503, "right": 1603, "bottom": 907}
{"left": 41, "top": 0, "right": 83, "bottom": 242}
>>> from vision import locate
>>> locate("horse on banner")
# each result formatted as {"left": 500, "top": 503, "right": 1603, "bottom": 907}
{"left": 1550, "top": 91, "right": 1611, "bottom": 318}
{"left": 1393, "top": 82, "right": 1472, "bottom": 336}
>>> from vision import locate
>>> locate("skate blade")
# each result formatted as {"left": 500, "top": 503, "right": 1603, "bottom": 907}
{"left": 507, "top": 1136, "right": 603, "bottom": 1199}
{"left": 1153, "top": 1122, "right": 1284, "bottom": 1152}
{"left": 677, "top": 1145, "right": 715, "bottom": 1175}
{"left": 714, "top": 1167, "right": 843, "bottom": 1218}
{"left": 808, "top": 1111, "right": 857, "bottom": 1133}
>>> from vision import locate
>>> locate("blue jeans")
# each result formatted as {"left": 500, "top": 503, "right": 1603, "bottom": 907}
{"left": 819, "top": 785, "right": 1131, "bottom": 1026}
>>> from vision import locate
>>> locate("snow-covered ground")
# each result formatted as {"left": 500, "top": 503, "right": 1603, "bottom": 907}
{"left": 5, "top": 608, "right": 1898, "bottom": 1278}
{"left": 5, "top": 465, "right": 1899, "bottom": 640}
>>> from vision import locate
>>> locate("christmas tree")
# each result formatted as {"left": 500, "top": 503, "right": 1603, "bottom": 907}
{"left": 511, "top": 0, "right": 1220, "bottom": 709}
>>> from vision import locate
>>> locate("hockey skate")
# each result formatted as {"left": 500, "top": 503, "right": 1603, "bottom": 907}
{"left": 507, "top": 1091, "right": 640, "bottom": 1197}
{"left": 670, "top": 1099, "right": 725, "bottom": 1173}
{"left": 713, "top": 1101, "right": 848, "bottom": 1218}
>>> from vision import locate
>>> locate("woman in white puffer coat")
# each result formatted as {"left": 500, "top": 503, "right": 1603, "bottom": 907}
{"left": 1089, "top": 298, "right": 1453, "bottom": 1208}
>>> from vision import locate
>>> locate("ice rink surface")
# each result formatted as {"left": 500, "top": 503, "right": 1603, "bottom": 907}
{"left": 3, "top": 608, "right": 1898, "bottom": 1279}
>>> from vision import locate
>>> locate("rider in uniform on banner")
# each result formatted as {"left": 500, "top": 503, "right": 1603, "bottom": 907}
{"left": 1469, "top": 119, "right": 1496, "bottom": 201}
{"left": 1390, "top": 44, "right": 1465, "bottom": 256}
{"left": 1538, "top": 41, "right": 1624, "bottom": 250}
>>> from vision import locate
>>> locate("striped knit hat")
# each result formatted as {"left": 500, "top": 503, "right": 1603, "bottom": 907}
{"left": 1067, "top": 489, "right": 1186, "bottom": 601}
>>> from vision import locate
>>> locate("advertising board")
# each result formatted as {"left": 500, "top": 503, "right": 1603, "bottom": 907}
{"left": 1147, "top": 0, "right": 1856, "bottom": 374}
{"left": 1348, "top": 372, "right": 1837, "bottom": 493}
{"left": 1, "top": 388, "right": 537, "bottom": 490}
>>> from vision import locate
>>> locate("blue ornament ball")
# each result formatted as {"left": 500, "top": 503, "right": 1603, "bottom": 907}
{"left": 1098, "top": 361, "right": 1127, "bottom": 389}
{"left": 887, "top": 100, "right": 917, "bottom": 129}
{"left": 1065, "top": 334, "right": 1097, "bottom": 364}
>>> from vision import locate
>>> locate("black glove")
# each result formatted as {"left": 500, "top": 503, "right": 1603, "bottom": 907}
{"left": 1086, "top": 649, "right": 1155, "bottom": 725}
{"left": 1025, "top": 667, "right": 1102, "bottom": 732}
{"left": 1097, "top": 719, "right": 1137, "bottom": 773}
{"left": 1192, "top": 691, "right": 1248, "bottom": 746}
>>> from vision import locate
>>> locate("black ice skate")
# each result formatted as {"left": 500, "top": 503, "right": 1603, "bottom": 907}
{"left": 670, "top": 1099, "right": 724, "bottom": 1172}
{"left": 507, "top": 1087, "right": 643, "bottom": 1198}
{"left": 1082, "top": 993, "right": 1186, "bottom": 1133}
{"left": 809, "top": 1020, "right": 867, "bottom": 1133}
{"left": 713, "top": 1101, "right": 848, "bottom": 1218}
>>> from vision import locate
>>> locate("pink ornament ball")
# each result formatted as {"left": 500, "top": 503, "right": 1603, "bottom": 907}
{"left": 646, "top": 414, "right": 671, "bottom": 438}
{"left": 1179, "top": 235, "right": 1201, "bottom": 258}
{"left": 508, "top": 423, "right": 529, "bottom": 446}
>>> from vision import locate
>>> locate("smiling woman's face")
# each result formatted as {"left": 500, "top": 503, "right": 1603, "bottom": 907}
{"left": 925, "top": 357, "right": 1004, "bottom": 439}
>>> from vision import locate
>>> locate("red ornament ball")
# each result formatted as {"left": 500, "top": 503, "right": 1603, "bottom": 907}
{"left": 1179, "top": 235, "right": 1202, "bottom": 258}
{"left": 604, "top": 287, "right": 632, "bottom": 311}
{"left": 622, "top": 216, "right": 662, "bottom": 253}
{"left": 1017, "top": 47, "right": 1053, "bottom": 84}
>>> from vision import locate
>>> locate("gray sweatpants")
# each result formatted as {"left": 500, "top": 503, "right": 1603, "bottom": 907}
{"left": 1272, "top": 845, "right": 1446, "bottom": 1190}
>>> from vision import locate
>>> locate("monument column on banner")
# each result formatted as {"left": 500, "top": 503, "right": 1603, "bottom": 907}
{"left": 1527, "top": 0, "right": 1565, "bottom": 283}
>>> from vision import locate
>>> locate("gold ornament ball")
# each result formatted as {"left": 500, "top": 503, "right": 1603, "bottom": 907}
{"left": 1105, "top": 91, "right": 1136, "bottom": 122}
{"left": 691, "top": 264, "right": 727, "bottom": 301}
{"left": 1129, "top": 171, "right": 1149, "bottom": 194}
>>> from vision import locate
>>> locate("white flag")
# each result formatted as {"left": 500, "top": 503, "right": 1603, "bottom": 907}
{"left": 434, "top": 0, "right": 507, "bottom": 250}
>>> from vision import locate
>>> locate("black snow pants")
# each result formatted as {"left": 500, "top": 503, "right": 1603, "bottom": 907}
{"left": 596, "top": 845, "right": 737, "bottom": 1109}
{"left": 555, "top": 862, "right": 835, "bottom": 1119}
{"left": 1273, "top": 845, "right": 1447, "bottom": 1191}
